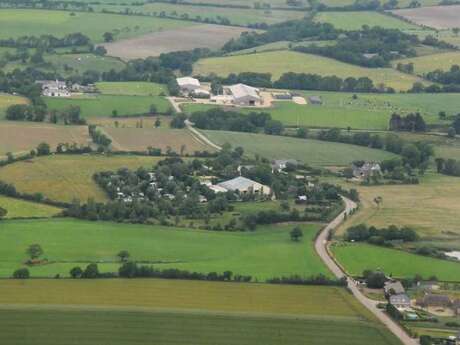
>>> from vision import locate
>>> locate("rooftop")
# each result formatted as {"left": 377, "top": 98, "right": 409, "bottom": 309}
{"left": 217, "top": 176, "right": 261, "bottom": 191}
{"left": 228, "top": 83, "right": 260, "bottom": 100}
{"left": 176, "top": 77, "right": 200, "bottom": 87}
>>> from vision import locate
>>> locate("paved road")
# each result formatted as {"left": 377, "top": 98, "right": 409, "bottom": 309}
{"left": 315, "top": 197, "right": 418, "bottom": 345}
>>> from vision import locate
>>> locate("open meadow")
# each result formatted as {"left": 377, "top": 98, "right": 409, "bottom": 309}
{"left": 0, "top": 93, "right": 29, "bottom": 118}
{"left": 0, "top": 219, "right": 328, "bottom": 279}
{"left": 193, "top": 50, "right": 426, "bottom": 91}
{"left": 95, "top": 81, "right": 168, "bottom": 96}
{"left": 204, "top": 130, "right": 397, "bottom": 166}
{"left": 0, "top": 196, "right": 61, "bottom": 218}
{"left": 0, "top": 279, "right": 402, "bottom": 345}
{"left": 0, "top": 155, "right": 163, "bottom": 203}
{"left": 394, "top": 51, "right": 460, "bottom": 74}
{"left": 332, "top": 242, "right": 460, "bottom": 282}
{"left": 0, "top": 9, "right": 191, "bottom": 43}
{"left": 45, "top": 53, "right": 126, "bottom": 75}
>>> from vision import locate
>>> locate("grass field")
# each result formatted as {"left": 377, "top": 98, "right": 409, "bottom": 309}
{"left": 45, "top": 53, "right": 125, "bottom": 74}
{"left": 332, "top": 242, "right": 460, "bottom": 281}
{"left": 44, "top": 94, "right": 170, "bottom": 118}
{"left": 104, "top": 127, "right": 214, "bottom": 153}
{"left": 0, "top": 155, "right": 163, "bottom": 203}
{"left": 0, "top": 93, "right": 29, "bottom": 117}
{"left": 0, "top": 122, "right": 90, "bottom": 157}
{"left": 0, "top": 219, "right": 328, "bottom": 279}
{"left": 204, "top": 130, "right": 397, "bottom": 166}
{"left": 0, "top": 9, "right": 191, "bottom": 42}
{"left": 314, "top": 11, "right": 420, "bottom": 31}
{"left": 193, "top": 51, "right": 426, "bottom": 91}
{"left": 394, "top": 51, "right": 460, "bottom": 74}
{"left": 0, "top": 196, "right": 61, "bottom": 218}
{"left": 95, "top": 81, "right": 168, "bottom": 96}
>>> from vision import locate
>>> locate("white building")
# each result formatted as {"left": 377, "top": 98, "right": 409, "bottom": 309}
{"left": 176, "top": 77, "right": 201, "bottom": 94}
{"left": 36, "top": 80, "right": 70, "bottom": 97}
{"left": 217, "top": 176, "right": 271, "bottom": 196}
{"left": 226, "top": 83, "right": 261, "bottom": 106}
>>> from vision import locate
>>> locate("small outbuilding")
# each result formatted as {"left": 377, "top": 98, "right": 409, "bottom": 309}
{"left": 308, "top": 95, "right": 323, "bottom": 105}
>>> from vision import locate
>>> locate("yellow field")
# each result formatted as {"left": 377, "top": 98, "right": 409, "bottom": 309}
{"left": 0, "top": 196, "right": 61, "bottom": 218}
{"left": 394, "top": 51, "right": 460, "bottom": 74}
{"left": 0, "top": 93, "right": 28, "bottom": 117}
{"left": 194, "top": 51, "right": 426, "bottom": 91}
{"left": 0, "top": 155, "right": 162, "bottom": 203}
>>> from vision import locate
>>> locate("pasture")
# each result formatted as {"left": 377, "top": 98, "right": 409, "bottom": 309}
{"left": 0, "top": 93, "right": 29, "bottom": 118}
{"left": 0, "top": 9, "right": 191, "bottom": 42}
{"left": 0, "top": 155, "right": 163, "bottom": 202}
{"left": 332, "top": 242, "right": 460, "bottom": 282}
{"left": 193, "top": 50, "right": 426, "bottom": 91}
{"left": 314, "top": 11, "right": 419, "bottom": 31}
{"left": 44, "top": 94, "right": 170, "bottom": 118}
{"left": 203, "top": 130, "right": 397, "bottom": 166}
{"left": 104, "top": 127, "right": 214, "bottom": 153}
{"left": 103, "top": 24, "right": 250, "bottom": 60}
{"left": 0, "top": 196, "right": 61, "bottom": 218}
{"left": 95, "top": 81, "right": 168, "bottom": 96}
{"left": 394, "top": 51, "right": 460, "bottom": 74}
{"left": 0, "top": 219, "right": 329, "bottom": 279}
{"left": 392, "top": 6, "right": 460, "bottom": 30}
{"left": 0, "top": 122, "right": 89, "bottom": 157}
{"left": 46, "top": 53, "right": 125, "bottom": 75}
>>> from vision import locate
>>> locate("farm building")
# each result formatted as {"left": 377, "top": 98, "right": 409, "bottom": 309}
{"left": 352, "top": 162, "right": 382, "bottom": 179}
{"left": 176, "top": 77, "right": 201, "bottom": 94}
{"left": 384, "top": 281, "right": 405, "bottom": 296}
{"left": 417, "top": 294, "right": 452, "bottom": 308}
{"left": 36, "top": 80, "right": 70, "bottom": 97}
{"left": 308, "top": 96, "right": 323, "bottom": 105}
{"left": 389, "top": 294, "right": 411, "bottom": 309}
{"left": 217, "top": 176, "right": 271, "bottom": 196}
{"left": 226, "top": 83, "right": 261, "bottom": 106}
{"left": 271, "top": 159, "right": 298, "bottom": 172}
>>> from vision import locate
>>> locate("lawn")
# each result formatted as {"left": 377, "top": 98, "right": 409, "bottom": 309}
{"left": 0, "top": 93, "right": 29, "bottom": 118}
{"left": 0, "top": 9, "right": 192, "bottom": 43}
{"left": 0, "top": 219, "right": 329, "bottom": 279}
{"left": 44, "top": 94, "right": 170, "bottom": 118}
{"left": 0, "top": 155, "right": 163, "bottom": 203}
{"left": 203, "top": 130, "right": 397, "bottom": 166}
{"left": 332, "top": 242, "right": 460, "bottom": 282}
{"left": 95, "top": 81, "right": 168, "bottom": 96}
{"left": 0, "top": 196, "right": 61, "bottom": 218}
{"left": 193, "top": 50, "right": 427, "bottom": 91}
{"left": 394, "top": 51, "right": 460, "bottom": 74}
{"left": 314, "top": 11, "right": 420, "bottom": 31}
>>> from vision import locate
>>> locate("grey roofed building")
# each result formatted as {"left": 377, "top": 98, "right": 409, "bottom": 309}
{"left": 418, "top": 294, "right": 452, "bottom": 308}
{"left": 176, "top": 77, "right": 201, "bottom": 93}
{"left": 384, "top": 281, "right": 405, "bottom": 296}
{"left": 227, "top": 83, "right": 261, "bottom": 106}
{"left": 272, "top": 159, "right": 298, "bottom": 172}
{"left": 308, "top": 95, "right": 322, "bottom": 105}
{"left": 389, "top": 294, "right": 411, "bottom": 308}
{"left": 217, "top": 176, "right": 271, "bottom": 195}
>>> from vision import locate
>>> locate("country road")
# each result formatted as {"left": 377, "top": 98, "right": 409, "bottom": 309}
{"left": 185, "top": 119, "right": 222, "bottom": 151}
{"left": 315, "top": 197, "right": 418, "bottom": 345}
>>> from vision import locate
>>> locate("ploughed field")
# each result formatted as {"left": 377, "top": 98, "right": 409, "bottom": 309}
{"left": 392, "top": 5, "right": 460, "bottom": 30}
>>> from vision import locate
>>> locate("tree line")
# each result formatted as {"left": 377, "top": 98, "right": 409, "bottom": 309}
{"left": 345, "top": 223, "right": 419, "bottom": 246}
{"left": 389, "top": 112, "right": 426, "bottom": 132}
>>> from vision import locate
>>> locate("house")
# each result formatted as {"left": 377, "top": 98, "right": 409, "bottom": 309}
{"left": 71, "top": 83, "right": 96, "bottom": 93}
{"left": 198, "top": 195, "right": 208, "bottom": 203}
{"left": 308, "top": 96, "right": 322, "bottom": 105}
{"left": 389, "top": 294, "right": 411, "bottom": 309}
{"left": 352, "top": 162, "right": 382, "bottom": 179}
{"left": 226, "top": 83, "right": 261, "bottom": 106}
{"left": 208, "top": 184, "right": 228, "bottom": 194}
{"left": 36, "top": 80, "right": 70, "bottom": 97}
{"left": 217, "top": 176, "right": 271, "bottom": 196}
{"left": 363, "top": 53, "right": 378, "bottom": 59}
{"left": 271, "top": 159, "right": 298, "bottom": 172}
{"left": 384, "top": 281, "right": 405, "bottom": 296}
{"left": 417, "top": 294, "right": 452, "bottom": 308}
{"left": 176, "top": 77, "right": 201, "bottom": 94}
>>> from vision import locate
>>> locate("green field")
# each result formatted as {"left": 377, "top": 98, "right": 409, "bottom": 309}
{"left": 332, "top": 242, "right": 460, "bottom": 282}
{"left": 203, "top": 130, "right": 397, "bottom": 166}
{"left": 44, "top": 94, "right": 170, "bottom": 118}
{"left": 193, "top": 51, "right": 426, "bottom": 91}
{"left": 0, "top": 93, "right": 29, "bottom": 117}
{"left": 0, "top": 196, "right": 61, "bottom": 218}
{"left": 95, "top": 81, "right": 168, "bottom": 96}
{"left": 0, "top": 9, "right": 191, "bottom": 42}
{"left": 394, "top": 51, "right": 460, "bottom": 74}
{"left": 46, "top": 53, "right": 126, "bottom": 74}
{"left": 314, "top": 11, "right": 420, "bottom": 31}
{"left": 0, "top": 155, "right": 163, "bottom": 203}
{"left": 0, "top": 219, "right": 328, "bottom": 279}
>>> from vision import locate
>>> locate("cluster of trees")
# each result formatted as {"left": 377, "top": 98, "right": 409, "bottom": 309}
{"left": 435, "top": 157, "right": 460, "bottom": 177}
{"left": 0, "top": 32, "right": 91, "bottom": 49}
{"left": 69, "top": 263, "right": 116, "bottom": 279}
{"left": 345, "top": 224, "right": 419, "bottom": 245}
{"left": 5, "top": 103, "right": 47, "bottom": 122}
{"left": 408, "top": 81, "right": 460, "bottom": 93}
{"left": 389, "top": 112, "right": 426, "bottom": 132}
{"left": 88, "top": 125, "right": 112, "bottom": 149}
{"left": 266, "top": 274, "right": 347, "bottom": 286}
{"left": 189, "top": 108, "right": 284, "bottom": 135}
{"left": 425, "top": 64, "right": 460, "bottom": 85}
{"left": 362, "top": 270, "right": 386, "bottom": 289}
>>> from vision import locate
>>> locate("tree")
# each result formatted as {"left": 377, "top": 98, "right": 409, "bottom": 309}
{"left": 154, "top": 117, "right": 161, "bottom": 128}
{"left": 363, "top": 270, "right": 386, "bottom": 289}
{"left": 26, "top": 244, "right": 43, "bottom": 260}
{"left": 82, "top": 263, "right": 99, "bottom": 278}
{"left": 103, "top": 32, "right": 114, "bottom": 42}
{"left": 0, "top": 206, "right": 7, "bottom": 220}
{"left": 117, "top": 250, "right": 130, "bottom": 262}
{"left": 36, "top": 142, "right": 50, "bottom": 156}
{"left": 149, "top": 104, "right": 158, "bottom": 114}
{"left": 13, "top": 268, "right": 30, "bottom": 279}
{"left": 70, "top": 266, "right": 83, "bottom": 278}
{"left": 447, "top": 127, "right": 456, "bottom": 138}
{"left": 290, "top": 226, "right": 303, "bottom": 242}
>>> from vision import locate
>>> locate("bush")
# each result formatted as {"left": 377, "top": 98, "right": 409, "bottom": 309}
{"left": 13, "top": 268, "right": 30, "bottom": 279}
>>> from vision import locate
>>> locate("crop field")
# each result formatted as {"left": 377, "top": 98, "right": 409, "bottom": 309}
{"left": 95, "top": 82, "right": 168, "bottom": 96}
{"left": 0, "top": 93, "right": 29, "bottom": 117}
{"left": 0, "top": 155, "right": 163, "bottom": 203}
{"left": 45, "top": 53, "right": 126, "bottom": 75}
{"left": 104, "top": 127, "right": 214, "bottom": 153}
{"left": 392, "top": 6, "right": 460, "bottom": 29}
{"left": 0, "top": 219, "right": 329, "bottom": 279}
{"left": 193, "top": 51, "right": 426, "bottom": 91}
{"left": 204, "top": 130, "right": 397, "bottom": 166}
{"left": 314, "top": 11, "right": 420, "bottom": 31}
{"left": 103, "top": 24, "right": 250, "bottom": 60}
{"left": 0, "top": 122, "right": 89, "bottom": 157}
{"left": 0, "top": 196, "right": 61, "bottom": 218}
{"left": 44, "top": 94, "right": 170, "bottom": 118}
{"left": 88, "top": 115, "right": 172, "bottom": 128}
{"left": 394, "top": 51, "right": 460, "bottom": 74}
{"left": 332, "top": 243, "right": 460, "bottom": 282}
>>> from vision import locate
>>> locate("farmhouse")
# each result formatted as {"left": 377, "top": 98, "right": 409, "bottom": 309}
{"left": 352, "top": 162, "right": 382, "bottom": 179}
{"left": 226, "top": 83, "right": 261, "bottom": 106}
{"left": 271, "top": 159, "right": 298, "bottom": 173}
{"left": 36, "top": 80, "right": 70, "bottom": 97}
{"left": 176, "top": 77, "right": 201, "bottom": 94}
{"left": 308, "top": 96, "right": 323, "bottom": 105}
{"left": 389, "top": 294, "right": 411, "bottom": 309}
{"left": 217, "top": 176, "right": 271, "bottom": 196}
